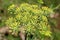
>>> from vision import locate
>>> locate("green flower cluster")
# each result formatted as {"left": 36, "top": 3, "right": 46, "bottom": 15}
{"left": 6, "top": 3, "right": 54, "bottom": 40}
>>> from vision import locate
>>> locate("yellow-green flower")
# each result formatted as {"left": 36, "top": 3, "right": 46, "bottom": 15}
{"left": 42, "top": 6, "right": 48, "bottom": 10}
{"left": 8, "top": 4, "right": 15, "bottom": 10}
{"left": 45, "top": 31, "right": 51, "bottom": 36}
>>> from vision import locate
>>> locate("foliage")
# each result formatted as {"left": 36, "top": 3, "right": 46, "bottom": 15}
{"left": 43, "top": 0, "right": 60, "bottom": 9}
{"left": 5, "top": 3, "right": 54, "bottom": 40}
